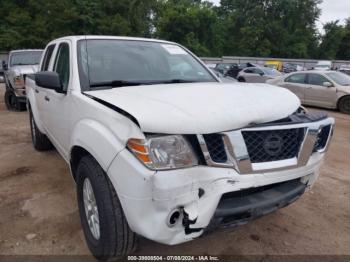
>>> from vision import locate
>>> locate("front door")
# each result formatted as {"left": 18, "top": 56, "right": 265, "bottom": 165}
{"left": 42, "top": 42, "right": 72, "bottom": 159}
{"left": 304, "top": 73, "right": 337, "bottom": 108}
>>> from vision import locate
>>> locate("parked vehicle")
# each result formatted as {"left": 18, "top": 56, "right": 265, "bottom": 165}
{"left": 26, "top": 36, "right": 334, "bottom": 259}
{"left": 214, "top": 63, "right": 238, "bottom": 75}
{"left": 265, "top": 60, "right": 283, "bottom": 71}
{"left": 210, "top": 69, "right": 237, "bottom": 82}
{"left": 313, "top": 60, "right": 332, "bottom": 71}
{"left": 225, "top": 63, "right": 255, "bottom": 79}
{"left": 3, "top": 49, "right": 43, "bottom": 111}
{"left": 205, "top": 63, "right": 217, "bottom": 69}
{"left": 339, "top": 65, "right": 350, "bottom": 76}
{"left": 283, "top": 63, "right": 305, "bottom": 73}
{"left": 237, "top": 66, "right": 282, "bottom": 83}
{"left": 267, "top": 71, "right": 350, "bottom": 114}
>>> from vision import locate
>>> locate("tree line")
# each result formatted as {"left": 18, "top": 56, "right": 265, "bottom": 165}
{"left": 0, "top": 0, "right": 349, "bottom": 60}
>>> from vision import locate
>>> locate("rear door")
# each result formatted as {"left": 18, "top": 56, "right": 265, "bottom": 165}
{"left": 253, "top": 68, "right": 266, "bottom": 82}
{"left": 304, "top": 73, "right": 337, "bottom": 108}
{"left": 243, "top": 68, "right": 262, "bottom": 82}
{"left": 42, "top": 41, "right": 72, "bottom": 158}
{"left": 280, "top": 73, "right": 307, "bottom": 102}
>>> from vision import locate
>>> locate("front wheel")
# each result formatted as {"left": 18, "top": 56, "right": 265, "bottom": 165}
{"left": 338, "top": 96, "right": 350, "bottom": 114}
{"left": 76, "top": 155, "right": 138, "bottom": 259}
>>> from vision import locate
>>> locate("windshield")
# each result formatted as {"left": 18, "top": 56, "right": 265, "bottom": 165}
{"left": 10, "top": 51, "right": 43, "bottom": 67}
{"left": 315, "top": 65, "right": 330, "bottom": 68}
{"left": 262, "top": 67, "right": 281, "bottom": 76}
{"left": 77, "top": 39, "right": 216, "bottom": 90}
{"left": 326, "top": 72, "right": 350, "bottom": 86}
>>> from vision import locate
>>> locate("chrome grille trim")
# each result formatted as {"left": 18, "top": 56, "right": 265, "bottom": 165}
{"left": 199, "top": 117, "right": 334, "bottom": 174}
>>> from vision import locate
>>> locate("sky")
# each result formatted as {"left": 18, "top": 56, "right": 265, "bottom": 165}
{"left": 208, "top": 0, "right": 350, "bottom": 33}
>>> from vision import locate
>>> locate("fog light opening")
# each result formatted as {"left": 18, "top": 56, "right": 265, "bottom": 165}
{"left": 167, "top": 209, "right": 181, "bottom": 227}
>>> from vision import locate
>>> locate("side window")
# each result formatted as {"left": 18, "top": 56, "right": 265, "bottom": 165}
{"left": 245, "top": 68, "right": 254, "bottom": 74}
{"left": 41, "top": 44, "right": 56, "bottom": 71}
{"left": 285, "top": 74, "right": 306, "bottom": 84}
{"left": 253, "top": 68, "right": 263, "bottom": 75}
{"left": 54, "top": 43, "right": 70, "bottom": 91}
{"left": 307, "top": 74, "right": 329, "bottom": 86}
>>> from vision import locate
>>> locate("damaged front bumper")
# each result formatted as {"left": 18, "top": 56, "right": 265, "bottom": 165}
{"left": 107, "top": 116, "right": 334, "bottom": 245}
{"left": 108, "top": 148, "right": 324, "bottom": 245}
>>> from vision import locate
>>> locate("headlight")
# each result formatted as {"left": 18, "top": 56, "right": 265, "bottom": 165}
{"left": 13, "top": 76, "right": 24, "bottom": 87}
{"left": 127, "top": 135, "right": 198, "bottom": 170}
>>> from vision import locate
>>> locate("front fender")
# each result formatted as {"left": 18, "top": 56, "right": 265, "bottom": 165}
{"left": 70, "top": 119, "right": 127, "bottom": 171}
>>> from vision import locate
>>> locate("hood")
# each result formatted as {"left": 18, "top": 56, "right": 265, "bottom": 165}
{"left": 85, "top": 83, "right": 300, "bottom": 134}
{"left": 11, "top": 65, "right": 39, "bottom": 76}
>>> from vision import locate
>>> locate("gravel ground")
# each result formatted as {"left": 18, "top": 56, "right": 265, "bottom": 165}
{"left": 0, "top": 84, "right": 349, "bottom": 260}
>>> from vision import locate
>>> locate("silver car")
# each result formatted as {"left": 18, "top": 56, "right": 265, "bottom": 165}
{"left": 237, "top": 66, "right": 282, "bottom": 83}
{"left": 267, "top": 71, "right": 350, "bottom": 114}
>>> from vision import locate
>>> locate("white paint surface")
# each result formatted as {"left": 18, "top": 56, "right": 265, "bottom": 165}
{"left": 86, "top": 82, "right": 300, "bottom": 134}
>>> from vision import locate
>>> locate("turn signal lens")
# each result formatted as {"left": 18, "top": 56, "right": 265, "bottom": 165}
{"left": 127, "top": 139, "right": 148, "bottom": 154}
{"left": 14, "top": 76, "right": 24, "bottom": 87}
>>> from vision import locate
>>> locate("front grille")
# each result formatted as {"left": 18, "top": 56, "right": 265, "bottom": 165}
{"left": 203, "top": 134, "right": 227, "bottom": 163}
{"left": 242, "top": 128, "right": 305, "bottom": 163}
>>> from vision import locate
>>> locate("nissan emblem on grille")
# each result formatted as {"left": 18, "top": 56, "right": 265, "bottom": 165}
{"left": 263, "top": 134, "right": 283, "bottom": 156}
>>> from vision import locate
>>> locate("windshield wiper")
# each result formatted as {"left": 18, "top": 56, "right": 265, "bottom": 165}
{"left": 157, "top": 79, "right": 199, "bottom": 84}
{"left": 90, "top": 80, "right": 146, "bottom": 88}
{"left": 90, "top": 79, "right": 202, "bottom": 89}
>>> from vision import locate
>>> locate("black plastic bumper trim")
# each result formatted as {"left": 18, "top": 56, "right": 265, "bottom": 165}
{"left": 205, "top": 179, "right": 306, "bottom": 232}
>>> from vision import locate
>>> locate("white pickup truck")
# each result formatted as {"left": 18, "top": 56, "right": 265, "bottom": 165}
{"left": 26, "top": 36, "right": 334, "bottom": 259}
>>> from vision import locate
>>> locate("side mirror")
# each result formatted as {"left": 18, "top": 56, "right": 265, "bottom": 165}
{"left": 35, "top": 71, "right": 65, "bottom": 93}
{"left": 2, "top": 61, "right": 8, "bottom": 71}
{"left": 323, "top": 81, "right": 333, "bottom": 88}
{"left": 259, "top": 72, "right": 264, "bottom": 76}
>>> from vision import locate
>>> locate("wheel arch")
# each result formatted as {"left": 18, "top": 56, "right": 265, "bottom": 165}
{"left": 337, "top": 94, "right": 350, "bottom": 110}
{"left": 27, "top": 93, "right": 46, "bottom": 133}
{"left": 69, "top": 119, "right": 129, "bottom": 180}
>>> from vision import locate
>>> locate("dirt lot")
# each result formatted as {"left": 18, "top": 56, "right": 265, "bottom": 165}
{"left": 0, "top": 84, "right": 349, "bottom": 259}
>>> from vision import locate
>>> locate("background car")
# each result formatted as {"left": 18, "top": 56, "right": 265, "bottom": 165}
{"left": 265, "top": 60, "right": 283, "bottom": 71}
{"left": 339, "top": 65, "right": 350, "bottom": 76}
{"left": 214, "top": 63, "right": 238, "bottom": 75}
{"left": 237, "top": 66, "right": 282, "bottom": 83}
{"left": 313, "top": 60, "right": 332, "bottom": 70}
{"left": 267, "top": 71, "right": 350, "bottom": 114}
{"left": 225, "top": 63, "right": 251, "bottom": 79}
{"left": 210, "top": 69, "right": 237, "bottom": 82}
{"left": 283, "top": 63, "right": 305, "bottom": 73}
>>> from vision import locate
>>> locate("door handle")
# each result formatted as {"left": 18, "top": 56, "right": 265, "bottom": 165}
{"left": 44, "top": 96, "right": 50, "bottom": 102}
{"left": 35, "top": 89, "right": 39, "bottom": 93}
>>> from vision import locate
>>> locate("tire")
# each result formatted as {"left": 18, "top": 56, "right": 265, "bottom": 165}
{"left": 4, "top": 89, "right": 26, "bottom": 111}
{"left": 4, "top": 90, "right": 18, "bottom": 111}
{"left": 76, "top": 155, "right": 138, "bottom": 259}
{"left": 18, "top": 102, "right": 27, "bottom": 111}
{"left": 338, "top": 96, "right": 350, "bottom": 114}
{"left": 238, "top": 77, "right": 246, "bottom": 82}
{"left": 29, "top": 110, "right": 53, "bottom": 151}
